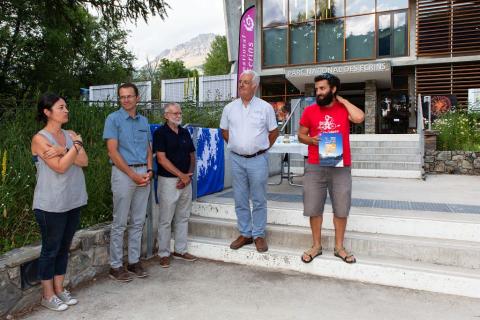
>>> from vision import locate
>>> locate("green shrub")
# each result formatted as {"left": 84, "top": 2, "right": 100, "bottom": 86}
{"left": 0, "top": 100, "right": 224, "bottom": 254}
{"left": 432, "top": 110, "right": 480, "bottom": 151}
{"left": 0, "top": 107, "right": 41, "bottom": 252}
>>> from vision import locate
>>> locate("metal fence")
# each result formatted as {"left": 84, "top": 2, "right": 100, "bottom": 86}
{"left": 0, "top": 99, "right": 230, "bottom": 129}
{"left": 162, "top": 74, "right": 237, "bottom": 103}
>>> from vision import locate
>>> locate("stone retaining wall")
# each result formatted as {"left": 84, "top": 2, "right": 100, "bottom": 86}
{"left": 424, "top": 151, "right": 480, "bottom": 175}
{"left": 0, "top": 223, "right": 111, "bottom": 318}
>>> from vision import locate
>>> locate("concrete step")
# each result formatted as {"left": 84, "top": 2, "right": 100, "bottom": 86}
{"left": 350, "top": 134, "right": 420, "bottom": 142}
{"left": 351, "top": 169, "right": 422, "bottom": 179}
{"left": 192, "top": 202, "right": 480, "bottom": 243}
{"left": 351, "top": 147, "right": 420, "bottom": 155}
{"left": 352, "top": 161, "right": 422, "bottom": 171}
{"left": 187, "top": 236, "right": 480, "bottom": 299}
{"left": 351, "top": 154, "right": 421, "bottom": 162}
{"left": 189, "top": 216, "right": 480, "bottom": 269}
{"left": 350, "top": 141, "right": 420, "bottom": 148}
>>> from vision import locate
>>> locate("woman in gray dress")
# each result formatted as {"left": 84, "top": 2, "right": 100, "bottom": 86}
{"left": 31, "top": 93, "right": 88, "bottom": 311}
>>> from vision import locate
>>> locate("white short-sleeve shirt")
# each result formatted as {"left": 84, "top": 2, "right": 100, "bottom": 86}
{"left": 220, "top": 96, "right": 278, "bottom": 155}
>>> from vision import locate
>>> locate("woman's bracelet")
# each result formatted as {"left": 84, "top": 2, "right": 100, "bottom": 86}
{"left": 73, "top": 141, "right": 84, "bottom": 150}
{"left": 73, "top": 144, "right": 80, "bottom": 154}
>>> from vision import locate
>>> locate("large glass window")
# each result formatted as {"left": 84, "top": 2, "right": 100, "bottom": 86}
{"left": 378, "top": 14, "right": 391, "bottom": 57}
{"left": 316, "top": 0, "right": 344, "bottom": 19}
{"left": 317, "top": 19, "right": 344, "bottom": 61}
{"left": 377, "top": 11, "right": 408, "bottom": 57}
{"left": 263, "top": 27, "right": 287, "bottom": 66}
{"left": 346, "top": 0, "right": 375, "bottom": 16}
{"left": 261, "top": 0, "right": 409, "bottom": 67}
{"left": 377, "top": 0, "right": 408, "bottom": 12}
{"left": 393, "top": 12, "right": 407, "bottom": 56}
{"left": 345, "top": 14, "right": 375, "bottom": 60}
{"left": 289, "top": 0, "right": 315, "bottom": 23}
{"left": 263, "top": 0, "right": 288, "bottom": 27}
{"left": 289, "top": 22, "right": 315, "bottom": 64}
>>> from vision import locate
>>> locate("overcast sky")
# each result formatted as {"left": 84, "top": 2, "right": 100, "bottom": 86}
{"left": 124, "top": 0, "right": 226, "bottom": 68}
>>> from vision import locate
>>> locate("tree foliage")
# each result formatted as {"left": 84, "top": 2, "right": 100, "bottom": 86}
{"left": 158, "top": 59, "right": 193, "bottom": 79}
{"left": 203, "top": 35, "right": 231, "bottom": 76}
{"left": 0, "top": 0, "right": 169, "bottom": 100}
{"left": 72, "top": 0, "right": 169, "bottom": 27}
{"left": 135, "top": 58, "right": 197, "bottom": 100}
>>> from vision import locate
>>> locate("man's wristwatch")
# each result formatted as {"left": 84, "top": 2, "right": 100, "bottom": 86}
{"left": 147, "top": 169, "right": 153, "bottom": 173}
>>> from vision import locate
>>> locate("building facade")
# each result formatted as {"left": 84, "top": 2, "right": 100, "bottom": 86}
{"left": 224, "top": 0, "right": 480, "bottom": 134}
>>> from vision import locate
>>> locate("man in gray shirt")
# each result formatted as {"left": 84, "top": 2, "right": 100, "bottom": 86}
{"left": 220, "top": 70, "right": 279, "bottom": 252}
{"left": 103, "top": 83, "right": 153, "bottom": 282}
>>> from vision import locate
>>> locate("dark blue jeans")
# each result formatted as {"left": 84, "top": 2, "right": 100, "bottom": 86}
{"left": 34, "top": 208, "right": 81, "bottom": 280}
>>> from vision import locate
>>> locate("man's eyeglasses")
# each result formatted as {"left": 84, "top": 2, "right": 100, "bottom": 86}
{"left": 119, "top": 95, "right": 137, "bottom": 100}
{"left": 166, "top": 112, "right": 182, "bottom": 116}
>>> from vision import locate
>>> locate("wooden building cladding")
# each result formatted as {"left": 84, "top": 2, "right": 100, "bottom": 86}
{"left": 416, "top": 62, "right": 480, "bottom": 105}
{"left": 416, "top": 0, "right": 480, "bottom": 56}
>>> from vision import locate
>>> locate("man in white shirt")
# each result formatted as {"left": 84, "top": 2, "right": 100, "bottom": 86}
{"left": 220, "top": 70, "right": 279, "bottom": 252}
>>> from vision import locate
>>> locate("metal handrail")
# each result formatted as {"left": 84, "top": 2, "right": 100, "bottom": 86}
{"left": 280, "top": 98, "right": 302, "bottom": 134}
{"left": 417, "top": 94, "right": 426, "bottom": 179}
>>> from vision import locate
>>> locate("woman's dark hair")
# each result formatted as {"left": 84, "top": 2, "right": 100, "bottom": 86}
{"left": 36, "top": 93, "right": 65, "bottom": 123}
{"left": 314, "top": 73, "right": 341, "bottom": 95}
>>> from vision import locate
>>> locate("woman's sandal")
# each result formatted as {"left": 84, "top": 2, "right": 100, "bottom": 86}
{"left": 334, "top": 247, "right": 356, "bottom": 264}
{"left": 301, "top": 246, "right": 322, "bottom": 263}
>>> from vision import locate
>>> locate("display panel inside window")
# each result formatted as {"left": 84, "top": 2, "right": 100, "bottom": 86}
{"left": 290, "top": 22, "right": 315, "bottom": 64}
{"left": 346, "top": 14, "right": 375, "bottom": 60}
{"left": 263, "top": 27, "right": 288, "bottom": 66}
{"left": 317, "top": 18, "right": 344, "bottom": 61}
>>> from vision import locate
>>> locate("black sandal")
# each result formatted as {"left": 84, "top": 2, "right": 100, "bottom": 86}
{"left": 334, "top": 247, "right": 356, "bottom": 264}
{"left": 301, "top": 246, "right": 322, "bottom": 263}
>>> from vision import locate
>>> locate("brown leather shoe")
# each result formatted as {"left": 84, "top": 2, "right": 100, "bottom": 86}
{"left": 254, "top": 237, "right": 268, "bottom": 252}
{"left": 127, "top": 261, "right": 148, "bottom": 278}
{"left": 109, "top": 267, "right": 133, "bottom": 282}
{"left": 230, "top": 235, "right": 253, "bottom": 250}
{"left": 173, "top": 252, "right": 198, "bottom": 261}
{"left": 159, "top": 256, "right": 170, "bottom": 268}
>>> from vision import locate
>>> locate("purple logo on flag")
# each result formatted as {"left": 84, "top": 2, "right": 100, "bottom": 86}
{"left": 237, "top": 5, "right": 256, "bottom": 91}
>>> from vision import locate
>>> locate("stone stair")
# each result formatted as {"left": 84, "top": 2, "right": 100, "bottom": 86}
{"left": 287, "top": 134, "right": 423, "bottom": 179}
{"left": 185, "top": 201, "right": 480, "bottom": 299}
{"left": 350, "top": 134, "right": 423, "bottom": 178}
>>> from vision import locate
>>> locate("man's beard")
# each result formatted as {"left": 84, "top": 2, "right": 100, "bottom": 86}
{"left": 171, "top": 118, "right": 182, "bottom": 126}
{"left": 316, "top": 91, "right": 334, "bottom": 106}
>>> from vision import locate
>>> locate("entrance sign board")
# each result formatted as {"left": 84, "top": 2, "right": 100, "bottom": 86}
{"left": 286, "top": 62, "right": 391, "bottom": 78}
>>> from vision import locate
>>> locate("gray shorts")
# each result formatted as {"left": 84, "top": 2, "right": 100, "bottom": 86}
{"left": 303, "top": 164, "right": 352, "bottom": 218}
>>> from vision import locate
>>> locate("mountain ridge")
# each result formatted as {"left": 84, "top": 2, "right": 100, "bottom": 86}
{"left": 149, "top": 33, "right": 218, "bottom": 70}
